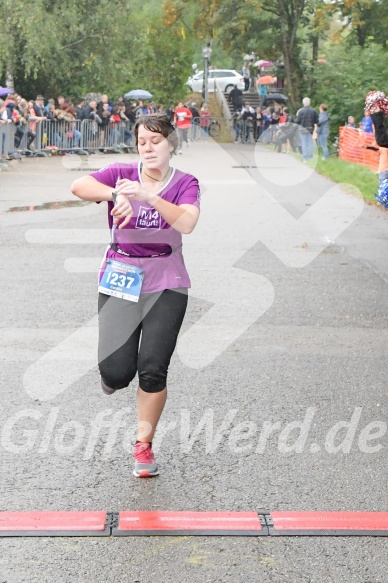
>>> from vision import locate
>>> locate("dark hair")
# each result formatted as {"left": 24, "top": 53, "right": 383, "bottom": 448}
{"left": 320, "top": 103, "right": 328, "bottom": 111}
{"left": 134, "top": 114, "right": 179, "bottom": 155}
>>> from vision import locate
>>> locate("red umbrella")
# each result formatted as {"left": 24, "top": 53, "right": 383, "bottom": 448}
{"left": 257, "top": 75, "right": 276, "bottom": 85}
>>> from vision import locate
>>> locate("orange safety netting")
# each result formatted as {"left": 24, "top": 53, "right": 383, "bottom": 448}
{"left": 339, "top": 126, "right": 379, "bottom": 171}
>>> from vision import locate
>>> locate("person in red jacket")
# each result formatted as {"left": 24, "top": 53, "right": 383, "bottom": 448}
{"left": 174, "top": 101, "right": 192, "bottom": 153}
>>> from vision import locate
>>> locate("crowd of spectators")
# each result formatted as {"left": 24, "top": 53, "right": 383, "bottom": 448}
{"left": 230, "top": 87, "right": 333, "bottom": 160}
{"left": 1, "top": 88, "right": 377, "bottom": 163}
{"left": 0, "top": 92, "right": 214, "bottom": 157}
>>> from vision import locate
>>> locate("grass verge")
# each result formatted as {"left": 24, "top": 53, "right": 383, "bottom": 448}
{"left": 308, "top": 155, "right": 379, "bottom": 204}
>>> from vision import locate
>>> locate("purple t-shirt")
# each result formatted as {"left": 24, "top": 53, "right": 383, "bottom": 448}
{"left": 90, "top": 161, "right": 200, "bottom": 294}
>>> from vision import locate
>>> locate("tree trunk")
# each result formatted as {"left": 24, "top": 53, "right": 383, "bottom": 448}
{"left": 277, "top": 0, "right": 304, "bottom": 107}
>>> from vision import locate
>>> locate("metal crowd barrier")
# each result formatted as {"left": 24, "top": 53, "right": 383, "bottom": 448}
{"left": 1, "top": 119, "right": 135, "bottom": 158}
{"left": 232, "top": 119, "right": 263, "bottom": 144}
{"left": 1, "top": 122, "right": 16, "bottom": 156}
{"left": 233, "top": 120, "right": 296, "bottom": 145}
{"left": 190, "top": 117, "right": 233, "bottom": 141}
{"left": 0, "top": 122, "right": 21, "bottom": 168}
{"left": 80, "top": 119, "right": 133, "bottom": 152}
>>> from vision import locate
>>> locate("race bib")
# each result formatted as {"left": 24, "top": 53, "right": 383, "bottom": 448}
{"left": 98, "top": 259, "right": 144, "bottom": 302}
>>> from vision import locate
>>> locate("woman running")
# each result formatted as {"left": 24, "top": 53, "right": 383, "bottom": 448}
{"left": 71, "top": 114, "right": 200, "bottom": 477}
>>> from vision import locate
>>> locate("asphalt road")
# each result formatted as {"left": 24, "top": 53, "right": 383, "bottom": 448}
{"left": 0, "top": 141, "right": 387, "bottom": 582}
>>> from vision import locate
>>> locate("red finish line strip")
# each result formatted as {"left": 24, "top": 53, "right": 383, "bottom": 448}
{"left": 0, "top": 511, "right": 108, "bottom": 535}
{"left": 0, "top": 511, "right": 388, "bottom": 537}
{"left": 270, "top": 511, "right": 388, "bottom": 536}
{"left": 115, "top": 511, "right": 264, "bottom": 535}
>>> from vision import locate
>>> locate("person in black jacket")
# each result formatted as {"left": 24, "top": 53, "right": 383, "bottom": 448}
{"left": 33, "top": 95, "right": 47, "bottom": 118}
{"left": 189, "top": 101, "right": 200, "bottom": 140}
{"left": 370, "top": 110, "right": 388, "bottom": 185}
{"left": 75, "top": 98, "right": 86, "bottom": 121}
{"left": 229, "top": 85, "right": 243, "bottom": 113}
{"left": 296, "top": 97, "right": 318, "bottom": 162}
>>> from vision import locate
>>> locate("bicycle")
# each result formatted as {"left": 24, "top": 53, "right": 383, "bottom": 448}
{"left": 208, "top": 119, "right": 221, "bottom": 138}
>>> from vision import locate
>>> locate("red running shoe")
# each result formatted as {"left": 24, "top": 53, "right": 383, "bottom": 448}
{"left": 133, "top": 442, "right": 159, "bottom": 478}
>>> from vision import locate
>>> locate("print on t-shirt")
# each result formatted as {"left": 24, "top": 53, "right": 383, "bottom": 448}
{"left": 135, "top": 206, "right": 161, "bottom": 229}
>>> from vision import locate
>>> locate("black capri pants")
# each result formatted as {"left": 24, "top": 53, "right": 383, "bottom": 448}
{"left": 98, "top": 288, "right": 188, "bottom": 393}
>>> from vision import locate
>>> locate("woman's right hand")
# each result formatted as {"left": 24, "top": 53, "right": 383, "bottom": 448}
{"left": 111, "top": 194, "right": 134, "bottom": 229}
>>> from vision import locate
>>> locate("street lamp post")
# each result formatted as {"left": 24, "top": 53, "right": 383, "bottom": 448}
{"left": 202, "top": 44, "right": 212, "bottom": 104}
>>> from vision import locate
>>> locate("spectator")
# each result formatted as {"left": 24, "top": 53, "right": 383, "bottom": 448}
{"left": 296, "top": 97, "right": 318, "bottom": 162}
{"left": 108, "top": 103, "right": 123, "bottom": 148}
{"left": 370, "top": 110, "right": 388, "bottom": 185}
{"left": 233, "top": 109, "right": 243, "bottom": 143}
{"left": 269, "top": 110, "right": 280, "bottom": 143}
{"left": 45, "top": 98, "right": 56, "bottom": 114}
{"left": 126, "top": 104, "right": 137, "bottom": 124}
{"left": 361, "top": 110, "right": 373, "bottom": 134}
{"left": 345, "top": 115, "right": 356, "bottom": 128}
{"left": 0, "top": 99, "right": 12, "bottom": 157}
{"left": 199, "top": 102, "right": 211, "bottom": 136}
{"left": 241, "top": 103, "right": 256, "bottom": 143}
{"left": 317, "top": 103, "right": 331, "bottom": 160}
{"left": 33, "top": 95, "right": 47, "bottom": 119}
{"left": 15, "top": 98, "right": 35, "bottom": 151}
{"left": 83, "top": 99, "right": 102, "bottom": 146}
{"left": 57, "top": 95, "right": 65, "bottom": 109}
{"left": 26, "top": 100, "right": 43, "bottom": 152}
{"left": 84, "top": 99, "right": 99, "bottom": 120}
{"left": 242, "top": 62, "right": 250, "bottom": 92}
{"left": 97, "top": 94, "right": 112, "bottom": 117}
{"left": 174, "top": 100, "right": 192, "bottom": 152}
{"left": 46, "top": 102, "right": 62, "bottom": 148}
{"left": 189, "top": 101, "right": 200, "bottom": 140}
{"left": 99, "top": 102, "right": 112, "bottom": 147}
{"left": 75, "top": 98, "right": 86, "bottom": 121}
{"left": 249, "top": 61, "right": 256, "bottom": 91}
{"left": 134, "top": 100, "right": 147, "bottom": 118}
{"left": 255, "top": 106, "right": 263, "bottom": 141}
{"left": 274, "top": 107, "right": 296, "bottom": 153}
{"left": 258, "top": 82, "right": 268, "bottom": 108}
{"left": 165, "top": 102, "right": 175, "bottom": 123}
{"left": 229, "top": 84, "right": 243, "bottom": 113}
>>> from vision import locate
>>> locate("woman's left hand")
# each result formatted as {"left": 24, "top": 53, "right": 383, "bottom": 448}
{"left": 115, "top": 179, "right": 154, "bottom": 204}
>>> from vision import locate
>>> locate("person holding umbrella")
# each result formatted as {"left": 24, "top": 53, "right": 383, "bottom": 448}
{"left": 71, "top": 114, "right": 200, "bottom": 478}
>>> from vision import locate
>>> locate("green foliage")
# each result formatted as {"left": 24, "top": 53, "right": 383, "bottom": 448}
{"left": 0, "top": 0, "right": 193, "bottom": 102}
{"left": 331, "top": 0, "right": 388, "bottom": 47}
{"left": 311, "top": 42, "right": 388, "bottom": 130}
{"left": 1, "top": 0, "right": 387, "bottom": 112}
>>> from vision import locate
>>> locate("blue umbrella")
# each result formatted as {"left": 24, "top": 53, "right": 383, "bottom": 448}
{"left": 0, "top": 87, "right": 12, "bottom": 97}
{"left": 124, "top": 89, "right": 153, "bottom": 100}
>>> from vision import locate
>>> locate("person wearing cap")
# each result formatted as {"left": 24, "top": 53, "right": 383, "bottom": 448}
{"left": 33, "top": 95, "right": 46, "bottom": 118}
{"left": 189, "top": 102, "right": 200, "bottom": 140}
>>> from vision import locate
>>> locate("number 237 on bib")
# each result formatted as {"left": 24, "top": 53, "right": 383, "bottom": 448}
{"left": 98, "top": 259, "right": 144, "bottom": 302}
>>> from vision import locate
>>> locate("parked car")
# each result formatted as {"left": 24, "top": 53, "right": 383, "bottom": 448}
{"left": 186, "top": 69, "right": 245, "bottom": 94}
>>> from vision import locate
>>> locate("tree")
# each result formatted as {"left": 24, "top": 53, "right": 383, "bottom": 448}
{"left": 0, "top": 0, "right": 192, "bottom": 102}
{"left": 312, "top": 42, "right": 388, "bottom": 131}
{"left": 331, "top": 0, "right": 387, "bottom": 47}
